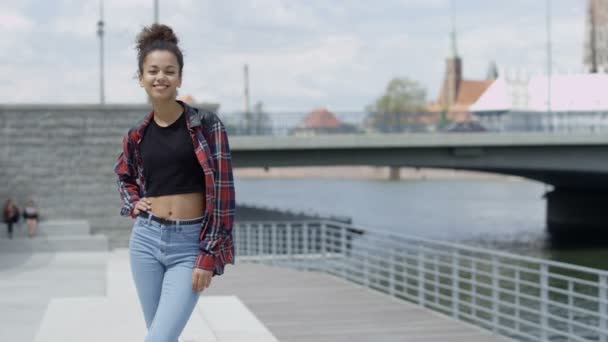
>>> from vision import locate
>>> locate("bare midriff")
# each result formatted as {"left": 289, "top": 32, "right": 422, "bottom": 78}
{"left": 148, "top": 192, "right": 205, "bottom": 219}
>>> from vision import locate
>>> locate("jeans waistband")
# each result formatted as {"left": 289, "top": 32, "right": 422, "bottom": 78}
{"left": 138, "top": 211, "right": 206, "bottom": 226}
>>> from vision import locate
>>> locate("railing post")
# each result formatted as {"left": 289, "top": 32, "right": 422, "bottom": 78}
{"left": 600, "top": 274, "right": 607, "bottom": 342}
{"left": 418, "top": 245, "right": 425, "bottom": 307}
{"left": 286, "top": 223, "right": 292, "bottom": 260}
{"left": 320, "top": 222, "right": 328, "bottom": 273}
{"left": 491, "top": 255, "right": 499, "bottom": 333}
{"left": 472, "top": 261, "right": 477, "bottom": 319}
{"left": 433, "top": 254, "right": 439, "bottom": 305}
{"left": 258, "top": 224, "right": 264, "bottom": 259}
{"left": 303, "top": 223, "right": 309, "bottom": 255}
{"left": 567, "top": 281, "right": 573, "bottom": 337}
{"left": 341, "top": 225, "right": 348, "bottom": 279}
{"left": 363, "top": 245, "right": 369, "bottom": 287}
{"left": 303, "top": 223, "right": 310, "bottom": 271}
{"left": 515, "top": 268, "right": 521, "bottom": 334}
{"left": 271, "top": 223, "right": 277, "bottom": 266}
{"left": 452, "top": 250, "right": 459, "bottom": 319}
{"left": 540, "top": 264, "right": 549, "bottom": 341}
{"left": 389, "top": 246, "right": 396, "bottom": 297}
{"left": 234, "top": 224, "right": 240, "bottom": 256}
{"left": 246, "top": 224, "right": 252, "bottom": 257}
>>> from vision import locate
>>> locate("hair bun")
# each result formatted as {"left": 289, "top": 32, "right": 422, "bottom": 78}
{"left": 136, "top": 24, "right": 179, "bottom": 52}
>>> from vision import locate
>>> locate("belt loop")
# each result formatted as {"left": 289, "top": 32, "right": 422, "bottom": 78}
{"left": 146, "top": 212, "right": 152, "bottom": 225}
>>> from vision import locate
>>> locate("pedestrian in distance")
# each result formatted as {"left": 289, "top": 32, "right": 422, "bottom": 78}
{"left": 114, "top": 23, "right": 236, "bottom": 342}
{"left": 3, "top": 199, "right": 20, "bottom": 239}
{"left": 23, "top": 199, "right": 39, "bottom": 238}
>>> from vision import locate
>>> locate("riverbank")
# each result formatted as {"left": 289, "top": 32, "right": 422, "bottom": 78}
{"left": 234, "top": 166, "right": 523, "bottom": 181}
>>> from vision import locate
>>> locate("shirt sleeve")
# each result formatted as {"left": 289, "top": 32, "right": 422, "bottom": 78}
{"left": 195, "top": 118, "right": 236, "bottom": 275}
{"left": 114, "top": 133, "right": 142, "bottom": 218}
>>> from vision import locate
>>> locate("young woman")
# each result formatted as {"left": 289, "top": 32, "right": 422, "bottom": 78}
{"left": 114, "top": 24, "right": 235, "bottom": 342}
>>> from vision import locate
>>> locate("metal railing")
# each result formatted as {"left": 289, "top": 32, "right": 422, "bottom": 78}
{"left": 234, "top": 220, "right": 608, "bottom": 342}
{"left": 220, "top": 110, "right": 608, "bottom": 136}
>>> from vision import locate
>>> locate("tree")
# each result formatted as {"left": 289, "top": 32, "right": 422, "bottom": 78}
{"left": 365, "top": 77, "right": 428, "bottom": 133}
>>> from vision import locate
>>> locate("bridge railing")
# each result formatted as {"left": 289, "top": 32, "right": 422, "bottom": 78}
{"left": 221, "top": 110, "right": 608, "bottom": 136}
{"left": 234, "top": 220, "right": 608, "bottom": 342}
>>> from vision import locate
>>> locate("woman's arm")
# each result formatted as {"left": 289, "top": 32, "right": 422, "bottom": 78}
{"left": 195, "top": 117, "right": 236, "bottom": 276}
{"left": 114, "top": 133, "right": 142, "bottom": 218}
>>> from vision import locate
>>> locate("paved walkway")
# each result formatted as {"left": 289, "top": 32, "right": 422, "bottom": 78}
{"left": 207, "top": 262, "right": 509, "bottom": 342}
{"left": 0, "top": 249, "right": 509, "bottom": 342}
{"left": 0, "top": 251, "right": 107, "bottom": 342}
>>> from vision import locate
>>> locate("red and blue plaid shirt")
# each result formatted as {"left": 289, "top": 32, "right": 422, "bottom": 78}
{"left": 114, "top": 101, "right": 235, "bottom": 276}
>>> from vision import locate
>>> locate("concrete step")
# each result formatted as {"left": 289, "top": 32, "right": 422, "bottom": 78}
{"left": 35, "top": 248, "right": 278, "bottom": 342}
{"left": 0, "top": 251, "right": 109, "bottom": 342}
{"left": 33, "top": 297, "right": 147, "bottom": 342}
{"left": 106, "top": 249, "right": 217, "bottom": 341}
{"left": 0, "top": 234, "right": 109, "bottom": 253}
{"left": 1, "top": 220, "right": 91, "bottom": 239}
{"left": 106, "top": 249, "right": 279, "bottom": 341}
{"left": 105, "top": 248, "right": 134, "bottom": 298}
{"left": 196, "top": 296, "right": 280, "bottom": 342}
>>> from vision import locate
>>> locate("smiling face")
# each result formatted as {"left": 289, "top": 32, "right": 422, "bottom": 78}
{"left": 138, "top": 50, "right": 182, "bottom": 102}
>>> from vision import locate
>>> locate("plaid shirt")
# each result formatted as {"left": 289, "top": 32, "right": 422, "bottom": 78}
{"left": 114, "top": 101, "right": 235, "bottom": 276}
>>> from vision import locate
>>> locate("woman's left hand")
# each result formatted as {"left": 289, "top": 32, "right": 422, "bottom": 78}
{"left": 192, "top": 268, "right": 213, "bottom": 292}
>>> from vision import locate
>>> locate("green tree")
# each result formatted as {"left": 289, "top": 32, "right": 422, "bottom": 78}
{"left": 365, "top": 77, "right": 428, "bottom": 133}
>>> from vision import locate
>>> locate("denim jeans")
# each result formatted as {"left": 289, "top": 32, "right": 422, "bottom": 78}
{"left": 129, "top": 213, "right": 207, "bottom": 342}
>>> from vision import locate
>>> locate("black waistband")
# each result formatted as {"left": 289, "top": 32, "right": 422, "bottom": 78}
{"left": 138, "top": 211, "right": 205, "bottom": 226}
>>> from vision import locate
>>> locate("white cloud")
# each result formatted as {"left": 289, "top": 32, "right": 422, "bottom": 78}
{"left": 398, "top": 0, "right": 449, "bottom": 8}
{"left": 0, "top": 0, "right": 589, "bottom": 113}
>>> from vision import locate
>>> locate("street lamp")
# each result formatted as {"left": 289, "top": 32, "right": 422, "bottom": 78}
{"left": 97, "top": 0, "right": 105, "bottom": 105}
{"left": 154, "top": 0, "right": 159, "bottom": 23}
{"left": 546, "top": 0, "right": 552, "bottom": 117}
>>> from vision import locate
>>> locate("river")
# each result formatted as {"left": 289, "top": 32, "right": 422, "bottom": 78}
{"left": 235, "top": 177, "right": 608, "bottom": 270}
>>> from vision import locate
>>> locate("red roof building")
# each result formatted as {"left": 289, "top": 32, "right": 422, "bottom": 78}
{"left": 299, "top": 108, "right": 341, "bottom": 129}
{"left": 292, "top": 108, "right": 357, "bottom": 135}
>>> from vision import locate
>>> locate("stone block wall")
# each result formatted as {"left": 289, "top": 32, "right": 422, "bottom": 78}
{"left": 0, "top": 103, "right": 217, "bottom": 246}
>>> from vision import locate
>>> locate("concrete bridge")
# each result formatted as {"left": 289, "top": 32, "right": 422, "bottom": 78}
{"left": 1, "top": 104, "right": 606, "bottom": 242}
{"left": 231, "top": 132, "right": 608, "bottom": 239}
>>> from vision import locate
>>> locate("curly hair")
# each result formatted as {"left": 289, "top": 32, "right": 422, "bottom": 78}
{"left": 135, "top": 24, "right": 184, "bottom": 76}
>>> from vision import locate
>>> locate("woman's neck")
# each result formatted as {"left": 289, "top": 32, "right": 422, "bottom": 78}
{"left": 152, "top": 100, "right": 183, "bottom": 124}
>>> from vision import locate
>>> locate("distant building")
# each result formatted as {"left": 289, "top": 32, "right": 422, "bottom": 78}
{"left": 426, "top": 18, "right": 495, "bottom": 122}
{"left": 466, "top": 1, "right": 608, "bottom": 132}
{"left": 291, "top": 108, "right": 358, "bottom": 136}
{"left": 584, "top": 0, "right": 608, "bottom": 72}
{"left": 177, "top": 94, "right": 196, "bottom": 104}
{"left": 470, "top": 72, "right": 608, "bottom": 132}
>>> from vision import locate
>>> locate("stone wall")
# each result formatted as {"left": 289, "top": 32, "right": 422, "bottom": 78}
{"left": 0, "top": 103, "right": 217, "bottom": 246}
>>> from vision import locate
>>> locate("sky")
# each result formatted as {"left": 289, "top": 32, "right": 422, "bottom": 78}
{"left": 0, "top": 0, "right": 587, "bottom": 112}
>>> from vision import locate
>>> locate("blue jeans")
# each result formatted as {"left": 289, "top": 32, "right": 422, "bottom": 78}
{"left": 129, "top": 213, "right": 207, "bottom": 342}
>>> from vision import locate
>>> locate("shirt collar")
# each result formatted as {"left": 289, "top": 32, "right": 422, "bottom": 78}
{"left": 134, "top": 100, "right": 201, "bottom": 142}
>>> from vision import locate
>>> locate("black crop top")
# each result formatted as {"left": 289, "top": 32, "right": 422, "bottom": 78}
{"left": 140, "top": 111, "right": 206, "bottom": 197}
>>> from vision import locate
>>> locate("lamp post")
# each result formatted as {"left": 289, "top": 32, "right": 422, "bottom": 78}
{"left": 97, "top": 0, "right": 105, "bottom": 105}
{"left": 546, "top": 0, "right": 552, "bottom": 117}
{"left": 154, "top": 0, "right": 159, "bottom": 23}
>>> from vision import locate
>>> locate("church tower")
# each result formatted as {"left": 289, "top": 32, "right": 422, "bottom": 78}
{"left": 441, "top": 1, "right": 462, "bottom": 108}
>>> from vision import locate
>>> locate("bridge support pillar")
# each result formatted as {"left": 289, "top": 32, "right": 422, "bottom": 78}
{"left": 546, "top": 188, "right": 608, "bottom": 241}
{"left": 389, "top": 166, "right": 400, "bottom": 181}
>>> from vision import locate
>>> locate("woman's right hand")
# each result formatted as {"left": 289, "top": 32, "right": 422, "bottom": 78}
{"left": 133, "top": 198, "right": 152, "bottom": 216}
